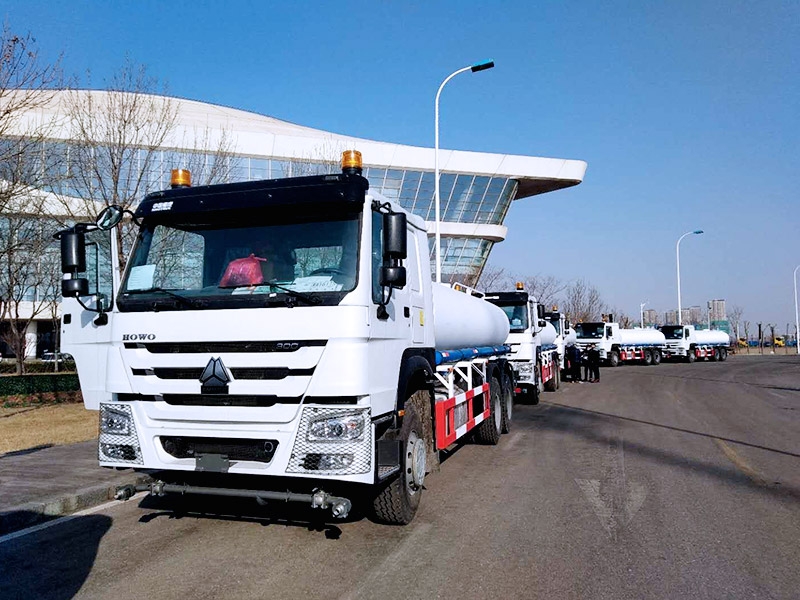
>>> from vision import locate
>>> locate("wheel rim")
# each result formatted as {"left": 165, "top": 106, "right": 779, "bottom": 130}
{"left": 405, "top": 431, "right": 425, "bottom": 494}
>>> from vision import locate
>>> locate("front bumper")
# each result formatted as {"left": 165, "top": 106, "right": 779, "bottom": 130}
{"left": 98, "top": 402, "right": 375, "bottom": 484}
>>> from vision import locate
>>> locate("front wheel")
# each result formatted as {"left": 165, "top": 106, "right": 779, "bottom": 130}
{"left": 687, "top": 349, "right": 696, "bottom": 363}
{"left": 720, "top": 348, "right": 728, "bottom": 361}
{"left": 652, "top": 349, "right": 662, "bottom": 365}
{"left": 372, "top": 394, "right": 428, "bottom": 525}
{"left": 608, "top": 351, "right": 620, "bottom": 367}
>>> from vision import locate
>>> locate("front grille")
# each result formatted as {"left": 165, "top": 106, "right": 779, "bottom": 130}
{"left": 160, "top": 436, "right": 278, "bottom": 463}
{"left": 124, "top": 340, "right": 326, "bottom": 353}
{"left": 131, "top": 367, "right": 315, "bottom": 380}
{"left": 116, "top": 393, "right": 302, "bottom": 407}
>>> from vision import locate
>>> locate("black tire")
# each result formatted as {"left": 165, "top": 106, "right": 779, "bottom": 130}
{"left": 608, "top": 351, "right": 620, "bottom": 367}
{"left": 720, "top": 348, "right": 728, "bottom": 361}
{"left": 372, "top": 393, "right": 428, "bottom": 525}
{"left": 474, "top": 376, "right": 502, "bottom": 445}
{"left": 554, "top": 366, "right": 560, "bottom": 390}
{"left": 643, "top": 350, "right": 653, "bottom": 366}
{"left": 500, "top": 370, "right": 513, "bottom": 434}
{"left": 652, "top": 349, "right": 662, "bottom": 365}
{"left": 687, "top": 348, "right": 696, "bottom": 363}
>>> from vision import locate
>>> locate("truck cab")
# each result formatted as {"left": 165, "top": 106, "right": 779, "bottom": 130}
{"left": 485, "top": 286, "right": 559, "bottom": 399}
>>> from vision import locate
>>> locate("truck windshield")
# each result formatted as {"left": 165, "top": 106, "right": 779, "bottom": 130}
{"left": 574, "top": 323, "right": 604, "bottom": 339}
{"left": 547, "top": 317, "right": 562, "bottom": 334}
{"left": 117, "top": 215, "right": 360, "bottom": 312}
{"left": 499, "top": 304, "right": 529, "bottom": 333}
{"left": 660, "top": 325, "right": 684, "bottom": 340}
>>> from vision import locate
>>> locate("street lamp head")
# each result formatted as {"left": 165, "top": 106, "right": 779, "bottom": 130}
{"left": 471, "top": 59, "right": 495, "bottom": 72}
{"left": 693, "top": 230, "right": 704, "bottom": 235}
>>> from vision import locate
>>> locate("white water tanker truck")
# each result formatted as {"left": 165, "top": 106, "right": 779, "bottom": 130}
{"left": 543, "top": 307, "right": 575, "bottom": 372}
{"left": 55, "top": 151, "right": 517, "bottom": 525}
{"left": 574, "top": 321, "right": 666, "bottom": 366}
{"left": 659, "top": 325, "right": 730, "bottom": 362}
{"left": 484, "top": 284, "right": 562, "bottom": 400}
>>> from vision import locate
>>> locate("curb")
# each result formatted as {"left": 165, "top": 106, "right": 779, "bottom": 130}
{"left": 0, "top": 473, "right": 152, "bottom": 536}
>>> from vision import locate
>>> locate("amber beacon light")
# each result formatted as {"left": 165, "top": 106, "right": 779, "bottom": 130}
{"left": 170, "top": 169, "right": 192, "bottom": 188}
{"left": 341, "top": 150, "right": 363, "bottom": 174}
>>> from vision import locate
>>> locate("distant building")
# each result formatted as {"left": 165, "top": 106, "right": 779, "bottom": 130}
{"left": 665, "top": 310, "right": 678, "bottom": 325}
{"left": 643, "top": 309, "right": 659, "bottom": 326}
{"left": 708, "top": 299, "right": 726, "bottom": 322}
{"left": 688, "top": 306, "right": 702, "bottom": 325}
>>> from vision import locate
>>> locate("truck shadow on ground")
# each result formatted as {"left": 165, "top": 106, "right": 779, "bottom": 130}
{"left": 531, "top": 401, "right": 800, "bottom": 505}
{"left": 0, "top": 513, "right": 111, "bottom": 600}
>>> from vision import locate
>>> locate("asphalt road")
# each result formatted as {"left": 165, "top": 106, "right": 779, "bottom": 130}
{"left": 2, "top": 355, "right": 798, "bottom": 600}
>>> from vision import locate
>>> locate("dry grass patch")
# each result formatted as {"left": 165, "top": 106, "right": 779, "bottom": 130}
{"left": 0, "top": 404, "right": 97, "bottom": 455}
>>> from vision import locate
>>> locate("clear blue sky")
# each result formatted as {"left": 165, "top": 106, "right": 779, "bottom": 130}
{"left": 6, "top": 1, "right": 798, "bottom": 329}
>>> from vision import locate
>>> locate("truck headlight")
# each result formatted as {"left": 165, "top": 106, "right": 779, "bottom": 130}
{"left": 517, "top": 362, "right": 533, "bottom": 375}
{"left": 308, "top": 413, "right": 365, "bottom": 442}
{"left": 100, "top": 406, "right": 132, "bottom": 435}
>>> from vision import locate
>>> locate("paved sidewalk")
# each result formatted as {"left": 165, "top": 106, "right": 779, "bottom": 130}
{"left": 0, "top": 440, "right": 150, "bottom": 534}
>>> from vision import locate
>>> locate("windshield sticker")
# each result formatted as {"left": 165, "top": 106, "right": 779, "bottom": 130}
{"left": 127, "top": 265, "right": 156, "bottom": 290}
{"left": 291, "top": 276, "right": 343, "bottom": 292}
{"left": 151, "top": 201, "right": 173, "bottom": 212}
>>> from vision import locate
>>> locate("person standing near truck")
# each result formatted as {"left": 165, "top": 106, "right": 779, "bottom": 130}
{"left": 588, "top": 344, "right": 601, "bottom": 382}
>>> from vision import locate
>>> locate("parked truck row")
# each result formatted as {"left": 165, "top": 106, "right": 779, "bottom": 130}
{"left": 573, "top": 318, "right": 731, "bottom": 367}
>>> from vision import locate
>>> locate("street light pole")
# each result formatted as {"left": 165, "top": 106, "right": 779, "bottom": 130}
{"left": 794, "top": 265, "right": 799, "bottom": 355}
{"left": 434, "top": 59, "right": 494, "bottom": 284}
{"left": 676, "top": 230, "right": 704, "bottom": 325}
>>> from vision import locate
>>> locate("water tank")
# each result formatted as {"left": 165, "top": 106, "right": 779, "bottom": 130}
{"left": 618, "top": 328, "right": 666, "bottom": 346}
{"left": 694, "top": 330, "right": 730, "bottom": 345}
{"left": 536, "top": 321, "right": 558, "bottom": 346}
{"left": 432, "top": 284, "right": 510, "bottom": 351}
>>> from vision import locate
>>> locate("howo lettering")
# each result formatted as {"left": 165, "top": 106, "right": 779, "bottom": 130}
{"left": 55, "top": 151, "right": 517, "bottom": 524}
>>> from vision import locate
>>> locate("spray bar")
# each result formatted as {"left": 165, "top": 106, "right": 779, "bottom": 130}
{"left": 115, "top": 480, "right": 352, "bottom": 518}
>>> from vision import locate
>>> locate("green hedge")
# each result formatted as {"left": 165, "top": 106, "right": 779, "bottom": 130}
{"left": 0, "top": 373, "right": 81, "bottom": 396}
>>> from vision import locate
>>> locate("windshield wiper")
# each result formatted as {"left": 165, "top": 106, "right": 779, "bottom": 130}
{"left": 123, "top": 287, "right": 201, "bottom": 309}
{"left": 219, "top": 280, "right": 321, "bottom": 306}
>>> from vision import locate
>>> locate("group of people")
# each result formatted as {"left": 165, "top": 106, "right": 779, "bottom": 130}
{"left": 565, "top": 343, "right": 601, "bottom": 383}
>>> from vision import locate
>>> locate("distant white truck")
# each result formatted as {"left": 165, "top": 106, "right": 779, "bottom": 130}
{"left": 543, "top": 308, "right": 575, "bottom": 372}
{"left": 659, "top": 325, "right": 730, "bottom": 362}
{"left": 485, "top": 286, "right": 561, "bottom": 401}
{"left": 574, "top": 321, "right": 666, "bottom": 367}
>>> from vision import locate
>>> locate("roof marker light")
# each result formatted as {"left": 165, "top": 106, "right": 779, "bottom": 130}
{"left": 170, "top": 169, "right": 191, "bottom": 188}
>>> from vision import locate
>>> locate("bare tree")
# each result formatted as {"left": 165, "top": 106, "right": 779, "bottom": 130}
{"left": 475, "top": 264, "right": 509, "bottom": 292}
{"left": 0, "top": 28, "right": 64, "bottom": 373}
{"left": 522, "top": 274, "right": 565, "bottom": 309}
{"left": 728, "top": 304, "right": 744, "bottom": 340}
{"left": 743, "top": 321, "right": 750, "bottom": 354}
{"left": 0, "top": 207, "right": 61, "bottom": 374}
{"left": 61, "top": 59, "right": 234, "bottom": 275}
{"left": 563, "top": 278, "right": 606, "bottom": 324}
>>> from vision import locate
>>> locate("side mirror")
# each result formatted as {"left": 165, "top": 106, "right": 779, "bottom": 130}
{"left": 565, "top": 320, "right": 571, "bottom": 330}
{"left": 383, "top": 212, "right": 407, "bottom": 261}
{"left": 538, "top": 319, "right": 546, "bottom": 328}
{"left": 536, "top": 304, "right": 545, "bottom": 319}
{"left": 96, "top": 205, "right": 123, "bottom": 230}
{"left": 60, "top": 230, "right": 86, "bottom": 274}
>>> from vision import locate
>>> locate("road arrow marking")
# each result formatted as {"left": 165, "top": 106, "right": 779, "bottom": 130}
{"left": 575, "top": 437, "right": 647, "bottom": 540}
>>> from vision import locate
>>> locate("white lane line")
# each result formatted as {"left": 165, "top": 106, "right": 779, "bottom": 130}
{"left": 0, "top": 492, "right": 147, "bottom": 545}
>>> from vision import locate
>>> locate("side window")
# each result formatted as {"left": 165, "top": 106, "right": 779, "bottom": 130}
{"left": 408, "top": 231, "right": 421, "bottom": 293}
{"left": 685, "top": 329, "right": 690, "bottom": 339}
{"left": 371, "top": 211, "right": 382, "bottom": 303}
{"left": 605, "top": 326, "right": 613, "bottom": 338}
{"left": 84, "top": 229, "right": 114, "bottom": 308}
